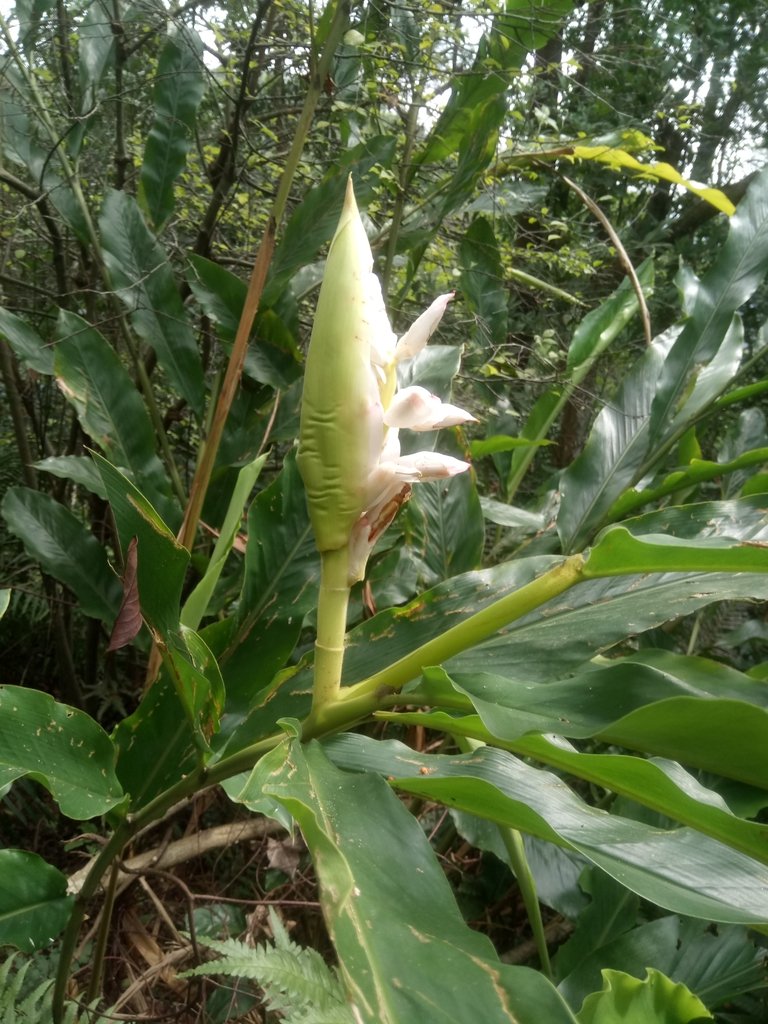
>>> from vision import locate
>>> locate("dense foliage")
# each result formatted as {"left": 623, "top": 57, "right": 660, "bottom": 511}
{"left": 1, "top": 0, "right": 768, "bottom": 1021}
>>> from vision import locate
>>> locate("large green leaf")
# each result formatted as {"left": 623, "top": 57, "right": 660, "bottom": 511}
{"left": 0, "top": 851, "right": 72, "bottom": 950}
{"left": 0, "top": 486, "right": 121, "bottom": 622}
{"left": 0, "top": 685, "right": 123, "bottom": 818}
{"left": 387, "top": 705, "right": 768, "bottom": 860}
{"left": 236, "top": 736, "right": 579, "bottom": 1024}
{"left": 326, "top": 736, "right": 768, "bottom": 924}
{"left": 100, "top": 189, "right": 205, "bottom": 415}
{"left": 138, "top": 26, "right": 204, "bottom": 231}
{"left": 650, "top": 166, "right": 768, "bottom": 436}
{"left": 556, "top": 328, "right": 675, "bottom": 552}
{"left": 54, "top": 310, "right": 177, "bottom": 523}
{"left": 440, "top": 650, "right": 768, "bottom": 788}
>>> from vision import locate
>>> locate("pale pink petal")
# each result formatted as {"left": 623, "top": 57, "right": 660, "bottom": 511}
{"left": 425, "top": 402, "right": 477, "bottom": 429}
{"left": 384, "top": 386, "right": 476, "bottom": 431}
{"left": 397, "top": 452, "right": 471, "bottom": 478}
{"left": 394, "top": 293, "right": 454, "bottom": 362}
{"left": 383, "top": 386, "right": 441, "bottom": 429}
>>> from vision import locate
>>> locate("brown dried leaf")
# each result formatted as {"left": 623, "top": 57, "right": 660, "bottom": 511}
{"left": 107, "top": 535, "right": 142, "bottom": 652}
{"left": 266, "top": 835, "right": 303, "bottom": 879}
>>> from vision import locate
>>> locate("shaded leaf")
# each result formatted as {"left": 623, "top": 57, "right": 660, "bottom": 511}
{"left": 95, "top": 455, "right": 188, "bottom": 643}
{"left": 0, "top": 308, "right": 53, "bottom": 375}
{"left": 100, "top": 189, "right": 205, "bottom": 415}
{"left": 559, "top": 916, "right": 768, "bottom": 1013}
{"left": 0, "top": 486, "right": 121, "bottom": 622}
{"left": 0, "top": 851, "right": 72, "bottom": 951}
{"left": 138, "top": 26, "right": 204, "bottom": 231}
{"left": 54, "top": 310, "right": 177, "bottom": 523}
{"left": 113, "top": 671, "right": 200, "bottom": 809}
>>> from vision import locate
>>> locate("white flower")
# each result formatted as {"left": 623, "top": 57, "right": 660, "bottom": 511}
{"left": 298, "top": 178, "right": 476, "bottom": 582}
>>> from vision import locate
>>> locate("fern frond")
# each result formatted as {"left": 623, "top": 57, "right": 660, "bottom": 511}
{"left": 0, "top": 952, "right": 132, "bottom": 1024}
{"left": 182, "top": 925, "right": 355, "bottom": 1024}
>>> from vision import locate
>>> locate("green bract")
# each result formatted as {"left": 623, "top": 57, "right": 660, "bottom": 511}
{"left": 297, "top": 178, "right": 388, "bottom": 552}
{"left": 297, "top": 178, "right": 474, "bottom": 568}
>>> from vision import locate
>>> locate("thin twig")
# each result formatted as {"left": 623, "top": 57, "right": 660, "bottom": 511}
{"left": 561, "top": 173, "right": 653, "bottom": 346}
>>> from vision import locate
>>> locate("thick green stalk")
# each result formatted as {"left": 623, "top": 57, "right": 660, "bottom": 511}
{"left": 312, "top": 546, "right": 352, "bottom": 712}
{"left": 341, "top": 554, "right": 586, "bottom": 703}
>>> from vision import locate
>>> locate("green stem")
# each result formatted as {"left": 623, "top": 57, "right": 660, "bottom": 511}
{"left": 455, "top": 733, "right": 552, "bottom": 978}
{"left": 312, "top": 546, "right": 352, "bottom": 713}
{"left": 341, "top": 554, "right": 586, "bottom": 703}
{"left": 500, "top": 829, "right": 553, "bottom": 978}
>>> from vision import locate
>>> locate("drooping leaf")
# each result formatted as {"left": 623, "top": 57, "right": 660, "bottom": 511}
{"left": 573, "top": 143, "right": 735, "bottom": 214}
{"left": 1, "top": 486, "right": 121, "bottom": 622}
{"left": 138, "top": 26, "right": 204, "bottom": 231}
{"left": 100, "top": 189, "right": 205, "bottom": 415}
{"left": 326, "top": 735, "right": 768, "bottom": 925}
{"left": 236, "top": 737, "right": 580, "bottom": 1024}
{"left": 34, "top": 455, "right": 108, "bottom": 499}
{"left": 0, "top": 685, "right": 123, "bottom": 818}
{"left": 0, "top": 851, "right": 72, "bottom": 950}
